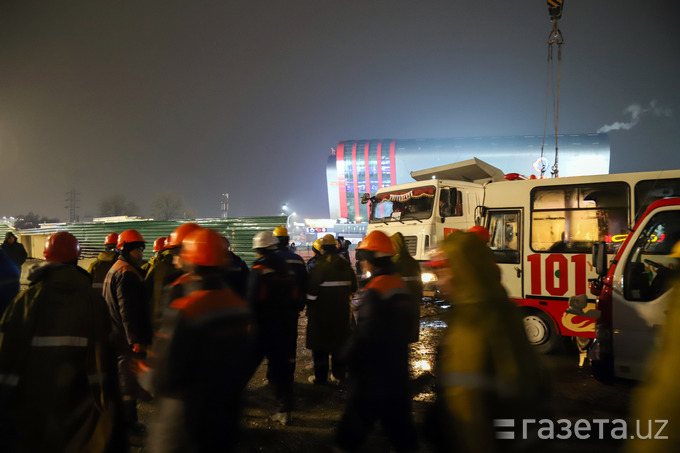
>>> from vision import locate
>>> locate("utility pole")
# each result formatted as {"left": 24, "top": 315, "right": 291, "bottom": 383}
{"left": 221, "top": 193, "right": 229, "bottom": 219}
{"left": 65, "top": 189, "right": 79, "bottom": 223}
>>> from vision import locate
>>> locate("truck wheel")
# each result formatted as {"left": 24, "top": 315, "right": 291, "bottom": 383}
{"left": 523, "top": 311, "right": 559, "bottom": 354}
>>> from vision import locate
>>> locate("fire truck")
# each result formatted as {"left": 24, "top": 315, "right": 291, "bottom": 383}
{"left": 363, "top": 158, "right": 680, "bottom": 352}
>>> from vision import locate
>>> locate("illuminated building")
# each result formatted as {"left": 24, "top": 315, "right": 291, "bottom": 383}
{"left": 326, "top": 133, "right": 610, "bottom": 220}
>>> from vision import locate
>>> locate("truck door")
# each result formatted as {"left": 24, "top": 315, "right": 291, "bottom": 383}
{"left": 439, "top": 187, "right": 469, "bottom": 235}
{"left": 612, "top": 207, "right": 680, "bottom": 379}
{"left": 487, "top": 210, "right": 522, "bottom": 297}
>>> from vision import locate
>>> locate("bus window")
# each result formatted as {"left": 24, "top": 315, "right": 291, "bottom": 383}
{"left": 531, "top": 182, "right": 629, "bottom": 253}
{"left": 634, "top": 179, "right": 680, "bottom": 221}
{"left": 488, "top": 211, "right": 520, "bottom": 264}
{"left": 623, "top": 210, "right": 680, "bottom": 302}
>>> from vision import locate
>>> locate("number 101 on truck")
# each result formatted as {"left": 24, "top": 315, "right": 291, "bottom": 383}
{"left": 361, "top": 158, "right": 680, "bottom": 353}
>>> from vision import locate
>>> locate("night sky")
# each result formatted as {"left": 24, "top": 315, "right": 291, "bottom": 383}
{"left": 0, "top": 1, "right": 678, "bottom": 221}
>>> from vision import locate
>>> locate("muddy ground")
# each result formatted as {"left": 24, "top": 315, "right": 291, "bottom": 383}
{"left": 134, "top": 300, "right": 635, "bottom": 453}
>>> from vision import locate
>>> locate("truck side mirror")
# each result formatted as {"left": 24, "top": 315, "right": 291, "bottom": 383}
{"left": 592, "top": 241, "right": 608, "bottom": 277}
{"left": 360, "top": 193, "right": 371, "bottom": 204}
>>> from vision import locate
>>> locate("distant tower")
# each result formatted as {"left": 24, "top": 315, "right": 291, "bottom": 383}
{"left": 221, "top": 193, "right": 229, "bottom": 219}
{"left": 65, "top": 189, "right": 79, "bottom": 223}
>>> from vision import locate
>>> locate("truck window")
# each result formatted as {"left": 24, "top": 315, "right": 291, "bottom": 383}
{"left": 634, "top": 179, "right": 680, "bottom": 222}
{"left": 439, "top": 188, "right": 463, "bottom": 218}
{"left": 623, "top": 210, "right": 680, "bottom": 302}
{"left": 530, "top": 182, "right": 629, "bottom": 253}
{"left": 488, "top": 211, "right": 520, "bottom": 264}
{"left": 369, "top": 186, "right": 435, "bottom": 222}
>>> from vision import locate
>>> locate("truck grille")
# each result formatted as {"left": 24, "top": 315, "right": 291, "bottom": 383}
{"left": 403, "top": 236, "right": 417, "bottom": 256}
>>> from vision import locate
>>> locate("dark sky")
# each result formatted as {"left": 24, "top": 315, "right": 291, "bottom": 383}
{"left": 1, "top": 1, "right": 678, "bottom": 221}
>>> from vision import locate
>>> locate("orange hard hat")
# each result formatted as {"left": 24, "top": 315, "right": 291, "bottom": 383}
{"left": 167, "top": 223, "right": 202, "bottom": 249}
{"left": 44, "top": 231, "right": 81, "bottom": 262}
{"left": 117, "top": 229, "right": 146, "bottom": 249}
{"left": 357, "top": 230, "right": 395, "bottom": 256}
{"left": 468, "top": 225, "right": 490, "bottom": 243}
{"left": 181, "top": 228, "right": 228, "bottom": 267}
{"left": 104, "top": 233, "right": 119, "bottom": 246}
{"left": 153, "top": 237, "right": 166, "bottom": 252}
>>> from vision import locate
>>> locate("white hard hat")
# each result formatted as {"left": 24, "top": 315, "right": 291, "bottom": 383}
{"left": 252, "top": 231, "right": 277, "bottom": 250}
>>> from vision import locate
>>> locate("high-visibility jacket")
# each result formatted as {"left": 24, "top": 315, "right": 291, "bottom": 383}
{"left": 88, "top": 250, "right": 118, "bottom": 289}
{"left": 343, "top": 271, "right": 418, "bottom": 397}
{"left": 437, "top": 230, "right": 546, "bottom": 453}
{"left": 0, "top": 262, "right": 124, "bottom": 453}
{"left": 305, "top": 252, "right": 358, "bottom": 351}
{"left": 274, "top": 246, "right": 308, "bottom": 310}
{"left": 149, "top": 275, "right": 253, "bottom": 452}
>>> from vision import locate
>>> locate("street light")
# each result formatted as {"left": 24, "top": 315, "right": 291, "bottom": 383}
{"left": 286, "top": 212, "right": 296, "bottom": 229}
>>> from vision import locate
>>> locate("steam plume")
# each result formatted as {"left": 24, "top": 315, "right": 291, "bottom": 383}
{"left": 597, "top": 100, "right": 672, "bottom": 133}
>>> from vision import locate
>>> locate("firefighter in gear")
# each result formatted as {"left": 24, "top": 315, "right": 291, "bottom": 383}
{"left": 247, "top": 231, "right": 299, "bottom": 425}
{"left": 147, "top": 228, "right": 253, "bottom": 453}
{"left": 625, "top": 241, "right": 680, "bottom": 453}
{"left": 430, "top": 230, "right": 546, "bottom": 453}
{"left": 335, "top": 230, "right": 420, "bottom": 453}
{"left": 391, "top": 232, "right": 423, "bottom": 301}
{"left": 143, "top": 237, "right": 175, "bottom": 328}
{"left": 0, "top": 232, "right": 126, "bottom": 452}
{"left": 306, "top": 238, "right": 323, "bottom": 272}
{"left": 273, "top": 225, "right": 308, "bottom": 311}
{"left": 103, "top": 229, "right": 153, "bottom": 445}
{"left": 221, "top": 235, "right": 250, "bottom": 298}
{"left": 88, "top": 232, "right": 119, "bottom": 289}
{"left": 306, "top": 233, "right": 357, "bottom": 384}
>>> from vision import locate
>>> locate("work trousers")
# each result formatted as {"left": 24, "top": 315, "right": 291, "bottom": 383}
{"left": 312, "top": 350, "right": 346, "bottom": 383}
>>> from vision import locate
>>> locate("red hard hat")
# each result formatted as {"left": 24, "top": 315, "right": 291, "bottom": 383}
{"left": 181, "top": 228, "right": 228, "bottom": 267}
{"left": 117, "top": 229, "right": 146, "bottom": 249}
{"left": 167, "top": 223, "right": 202, "bottom": 249}
{"left": 44, "top": 231, "right": 81, "bottom": 263}
{"left": 222, "top": 235, "right": 231, "bottom": 250}
{"left": 104, "top": 233, "right": 119, "bottom": 246}
{"left": 153, "top": 237, "right": 166, "bottom": 252}
{"left": 468, "top": 225, "right": 490, "bottom": 243}
{"left": 357, "top": 230, "right": 395, "bottom": 256}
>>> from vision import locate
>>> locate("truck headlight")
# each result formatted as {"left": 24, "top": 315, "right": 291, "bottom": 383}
{"left": 421, "top": 272, "right": 437, "bottom": 283}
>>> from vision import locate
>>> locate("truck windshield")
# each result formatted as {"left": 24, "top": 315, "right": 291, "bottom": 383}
{"left": 369, "top": 186, "right": 435, "bottom": 222}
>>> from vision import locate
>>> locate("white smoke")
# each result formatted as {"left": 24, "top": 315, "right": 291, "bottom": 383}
{"left": 597, "top": 100, "right": 672, "bottom": 133}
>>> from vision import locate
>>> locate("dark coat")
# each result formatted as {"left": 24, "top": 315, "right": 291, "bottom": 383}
{"left": 1, "top": 233, "right": 27, "bottom": 271}
{"left": 305, "top": 252, "right": 358, "bottom": 351}
{"left": 0, "top": 262, "right": 125, "bottom": 452}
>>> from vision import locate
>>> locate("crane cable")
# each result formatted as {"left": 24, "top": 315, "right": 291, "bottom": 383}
{"left": 540, "top": 0, "right": 564, "bottom": 178}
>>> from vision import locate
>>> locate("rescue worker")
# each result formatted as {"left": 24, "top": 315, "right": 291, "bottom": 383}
{"left": 428, "top": 230, "right": 546, "bottom": 453}
{"left": 247, "top": 231, "right": 298, "bottom": 425}
{"left": 1, "top": 231, "right": 27, "bottom": 274}
{"left": 158, "top": 223, "right": 204, "bottom": 315}
{"left": 306, "top": 238, "right": 323, "bottom": 272}
{"left": 0, "top": 232, "right": 126, "bottom": 452}
{"left": 147, "top": 228, "right": 253, "bottom": 453}
{"left": 306, "top": 233, "right": 357, "bottom": 385}
{"left": 391, "top": 232, "right": 423, "bottom": 301}
{"left": 103, "top": 229, "right": 153, "bottom": 446}
{"left": 273, "top": 225, "right": 308, "bottom": 311}
{"left": 88, "top": 232, "right": 120, "bottom": 289}
{"left": 625, "top": 241, "right": 680, "bottom": 453}
{"left": 142, "top": 237, "right": 168, "bottom": 272}
{"left": 222, "top": 235, "right": 250, "bottom": 298}
{"left": 143, "top": 236, "right": 175, "bottom": 327}
{"left": 335, "top": 230, "right": 420, "bottom": 453}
